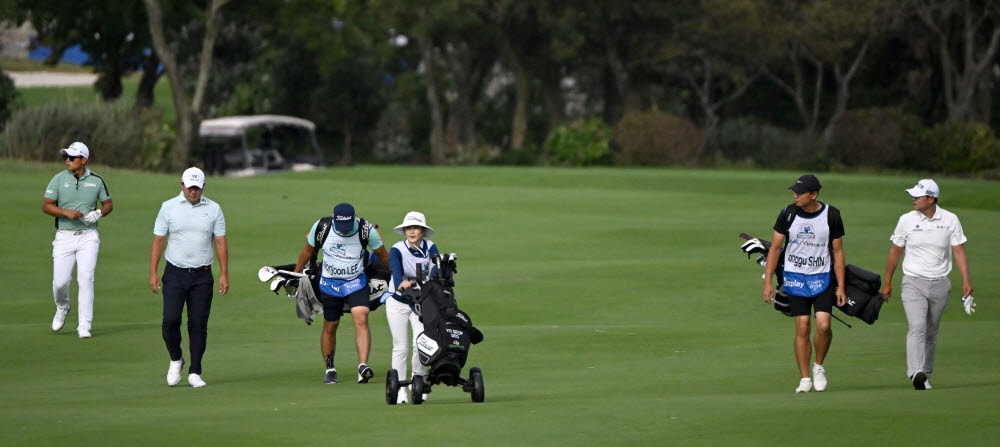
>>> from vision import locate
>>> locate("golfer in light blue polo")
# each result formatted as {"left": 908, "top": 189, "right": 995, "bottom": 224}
{"left": 149, "top": 167, "right": 229, "bottom": 388}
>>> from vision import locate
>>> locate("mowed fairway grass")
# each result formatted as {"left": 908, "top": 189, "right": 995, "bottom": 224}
{"left": 1, "top": 160, "right": 999, "bottom": 446}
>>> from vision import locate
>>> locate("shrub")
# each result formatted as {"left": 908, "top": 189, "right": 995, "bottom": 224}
{"left": 830, "top": 107, "right": 924, "bottom": 168}
{"left": 919, "top": 121, "right": 1000, "bottom": 174}
{"left": 714, "top": 117, "right": 825, "bottom": 169}
{"left": 613, "top": 110, "right": 704, "bottom": 166}
{"left": 0, "top": 68, "right": 18, "bottom": 132}
{"left": 1, "top": 99, "right": 173, "bottom": 170}
{"left": 541, "top": 118, "right": 612, "bottom": 166}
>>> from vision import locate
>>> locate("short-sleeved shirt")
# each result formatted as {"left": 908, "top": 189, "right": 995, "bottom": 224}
{"left": 306, "top": 218, "right": 384, "bottom": 279}
{"left": 774, "top": 202, "right": 845, "bottom": 241}
{"left": 773, "top": 203, "right": 845, "bottom": 297}
{"left": 153, "top": 193, "right": 226, "bottom": 268}
{"left": 44, "top": 168, "right": 111, "bottom": 230}
{"left": 890, "top": 206, "right": 967, "bottom": 279}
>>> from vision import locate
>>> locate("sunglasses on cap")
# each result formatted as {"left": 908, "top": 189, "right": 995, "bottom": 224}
{"left": 64, "top": 155, "right": 83, "bottom": 161}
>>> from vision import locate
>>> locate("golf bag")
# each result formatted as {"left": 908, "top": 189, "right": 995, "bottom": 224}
{"left": 739, "top": 233, "right": 883, "bottom": 325}
{"left": 404, "top": 253, "right": 484, "bottom": 386}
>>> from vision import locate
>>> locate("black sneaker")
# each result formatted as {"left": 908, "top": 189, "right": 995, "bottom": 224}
{"left": 324, "top": 368, "right": 338, "bottom": 384}
{"left": 912, "top": 371, "right": 927, "bottom": 390}
{"left": 358, "top": 364, "right": 374, "bottom": 383}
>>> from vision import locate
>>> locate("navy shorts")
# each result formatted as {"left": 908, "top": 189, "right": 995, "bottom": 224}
{"left": 788, "top": 285, "right": 835, "bottom": 317}
{"left": 319, "top": 286, "right": 370, "bottom": 322}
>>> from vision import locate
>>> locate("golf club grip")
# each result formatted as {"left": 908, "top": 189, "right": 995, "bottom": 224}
{"left": 739, "top": 232, "right": 753, "bottom": 241}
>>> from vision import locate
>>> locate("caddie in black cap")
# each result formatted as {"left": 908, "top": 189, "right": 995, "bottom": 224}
{"left": 789, "top": 174, "right": 822, "bottom": 194}
{"left": 762, "top": 172, "right": 847, "bottom": 393}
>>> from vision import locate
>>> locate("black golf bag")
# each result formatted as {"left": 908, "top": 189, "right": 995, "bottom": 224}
{"left": 405, "top": 254, "right": 484, "bottom": 386}
{"left": 739, "top": 233, "right": 883, "bottom": 325}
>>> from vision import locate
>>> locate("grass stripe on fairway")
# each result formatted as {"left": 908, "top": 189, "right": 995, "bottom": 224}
{"left": 1, "top": 160, "right": 998, "bottom": 446}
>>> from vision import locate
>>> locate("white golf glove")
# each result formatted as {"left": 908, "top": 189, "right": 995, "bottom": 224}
{"left": 962, "top": 296, "right": 976, "bottom": 316}
{"left": 80, "top": 210, "right": 102, "bottom": 224}
{"left": 741, "top": 238, "right": 767, "bottom": 257}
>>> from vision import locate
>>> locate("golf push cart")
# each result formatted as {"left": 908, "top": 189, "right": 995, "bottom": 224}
{"left": 386, "top": 253, "right": 485, "bottom": 405}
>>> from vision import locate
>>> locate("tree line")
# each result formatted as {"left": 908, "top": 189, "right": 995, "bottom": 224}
{"left": 5, "top": 0, "right": 1000, "bottom": 171}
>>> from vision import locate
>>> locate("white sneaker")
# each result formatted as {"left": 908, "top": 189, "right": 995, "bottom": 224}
{"left": 812, "top": 364, "right": 827, "bottom": 392}
{"left": 925, "top": 380, "right": 932, "bottom": 390}
{"left": 796, "top": 378, "right": 813, "bottom": 393}
{"left": 77, "top": 328, "right": 92, "bottom": 338}
{"left": 52, "top": 308, "right": 69, "bottom": 332}
{"left": 167, "top": 359, "right": 184, "bottom": 386}
{"left": 188, "top": 373, "right": 207, "bottom": 388}
{"left": 397, "top": 388, "right": 408, "bottom": 404}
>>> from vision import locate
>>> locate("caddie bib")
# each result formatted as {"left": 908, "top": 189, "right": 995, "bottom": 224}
{"left": 783, "top": 205, "right": 832, "bottom": 297}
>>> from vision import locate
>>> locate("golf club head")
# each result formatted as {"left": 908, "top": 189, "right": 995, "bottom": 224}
{"left": 269, "top": 277, "right": 286, "bottom": 294}
{"left": 258, "top": 266, "right": 279, "bottom": 282}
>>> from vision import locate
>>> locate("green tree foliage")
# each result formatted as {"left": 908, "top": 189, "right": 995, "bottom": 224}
{"left": 14, "top": 0, "right": 153, "bottom": 101}
{"left": 541, "top": 118, "right": 611, "bottom": 166}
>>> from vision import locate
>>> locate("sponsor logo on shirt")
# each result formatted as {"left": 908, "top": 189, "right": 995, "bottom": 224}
{"left": 784, "top": 278, "right": 805, "bottom": 289}
{"left": 63, "top": 182, "right": 71, "bottom": 188}
{"left": 797, "top": 224, "right": 816, "bottom": 239}
{"left": 46, "top": 189, "right": 54, "bottom": 194}
{"left": 82, "top": 182, "right": 97, "bottom": 188}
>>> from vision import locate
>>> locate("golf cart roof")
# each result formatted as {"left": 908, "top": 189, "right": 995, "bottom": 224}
{"left": 199, "top": 115, "right": 316, "bottom": 137}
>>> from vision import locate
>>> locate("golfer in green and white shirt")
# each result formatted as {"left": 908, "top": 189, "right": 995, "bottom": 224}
{"left": 42, "top": 142, "right": 113, "bottom": 338}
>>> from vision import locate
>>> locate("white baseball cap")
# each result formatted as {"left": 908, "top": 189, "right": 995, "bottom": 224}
{"left": 394, "top": 211, "right": 435, "bottom": 237}
{"left": 905, "top": 179, "right": 939, "bottom": 198}
{"left": 182, "top": 167, "right": 206, "bottom": 189}
{"left": 60, "top": 142, "right": 90, "bottom": 159}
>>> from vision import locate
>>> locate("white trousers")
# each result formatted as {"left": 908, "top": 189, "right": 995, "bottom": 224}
{"left": 52, "top": 230, "right": 100, "bottom": 330}
{"left": 385, "top": 297, "right": 427, "bottom": 378}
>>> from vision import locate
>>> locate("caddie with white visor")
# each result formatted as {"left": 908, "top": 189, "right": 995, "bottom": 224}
{"left": 394, "top": 211, "right": 435, "bottom": 237}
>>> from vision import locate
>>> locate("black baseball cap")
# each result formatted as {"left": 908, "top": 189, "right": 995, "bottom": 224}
{"left": 333, "top": 203, "right": 356, "bottom": 234}
{"left": 789, "top": 175, "right": 822, "bottom": 194}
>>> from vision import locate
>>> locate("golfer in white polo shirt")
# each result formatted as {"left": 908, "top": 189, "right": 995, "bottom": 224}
{"left": 42, "top": 142, "right": 113, "bottom": 338}
{"left": 880, "top": 179, "right": 974, "bottom": 390}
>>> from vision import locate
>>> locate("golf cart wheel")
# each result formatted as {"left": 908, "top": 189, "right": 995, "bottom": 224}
{"left": 412, "top": 375, "right": 426, "bottom": 405}
{"left": 470, "top": 367, "right": 485, "bottom": 403}
{"left": 386, "top": 369, "right": 400, "bottom": 405}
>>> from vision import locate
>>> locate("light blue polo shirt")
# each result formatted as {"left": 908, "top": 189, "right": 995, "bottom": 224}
{"left": 153, "top": 193, "right": 226, "bottom": 268}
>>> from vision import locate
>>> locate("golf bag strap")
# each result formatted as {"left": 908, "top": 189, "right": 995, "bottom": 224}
{"left": 308, "top": 216, "right": 334, "bottom": 269}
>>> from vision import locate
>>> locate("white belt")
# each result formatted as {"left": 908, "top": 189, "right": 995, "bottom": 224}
{"left": 57, "top": 229, "right": 95, "bottom": 236}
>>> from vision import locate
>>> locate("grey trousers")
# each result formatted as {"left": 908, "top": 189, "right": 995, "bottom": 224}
{"left": 900, "top": 275, "right": 951, "bottom": 379}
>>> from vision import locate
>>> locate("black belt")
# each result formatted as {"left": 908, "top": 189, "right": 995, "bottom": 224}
{"left": 167, "top": 263, "right": 211, "bottom": 272}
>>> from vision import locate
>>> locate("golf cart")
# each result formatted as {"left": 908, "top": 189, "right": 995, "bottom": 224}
{"left": 198, "top": 115, "right": 324, "bottom": 176}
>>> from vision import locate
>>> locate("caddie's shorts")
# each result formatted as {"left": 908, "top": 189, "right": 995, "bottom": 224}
{"left": 788, "top": 284, "right": 834, "bottom": 317}
{"left": 319, "top": 286, "right": 370, "bottom": 322}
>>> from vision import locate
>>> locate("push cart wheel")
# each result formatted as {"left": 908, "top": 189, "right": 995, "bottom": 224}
{"left": 470, "top": 367, "right": 485, "bottom": 403}
{"left": 412, "top": 375, "right": 426, "bottom": 405}
{"left": 386, "top": 369, "right": 400, "bottom": 405}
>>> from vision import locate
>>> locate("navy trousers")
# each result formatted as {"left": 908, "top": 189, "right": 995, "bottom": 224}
{"left": 162, "top": 263, "right": 214, "bottom": 375}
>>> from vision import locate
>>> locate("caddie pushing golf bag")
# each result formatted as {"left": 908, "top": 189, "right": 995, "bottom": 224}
{"left": 739, "top": 232, "right": 884, "bottom": 326}
{"left": 385, "top": 253, "right": 486, "bottom": 405}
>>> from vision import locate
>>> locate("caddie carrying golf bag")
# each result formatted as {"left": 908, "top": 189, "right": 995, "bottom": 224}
{"left": 739, "top": 232, "right": 883, "bottom": 325}
{"left": 386, "top": 253, "right": 485, "bottom": 404}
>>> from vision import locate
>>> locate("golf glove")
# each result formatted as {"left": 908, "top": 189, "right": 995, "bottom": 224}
{"left": 81, "top": 210, "right": 102, "bottom": 224}
{"left": 963, "top": 296, "right": 976, "bottom": 316}
{"left": 741, "top": 238, "right": 767, "bottom": 258}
